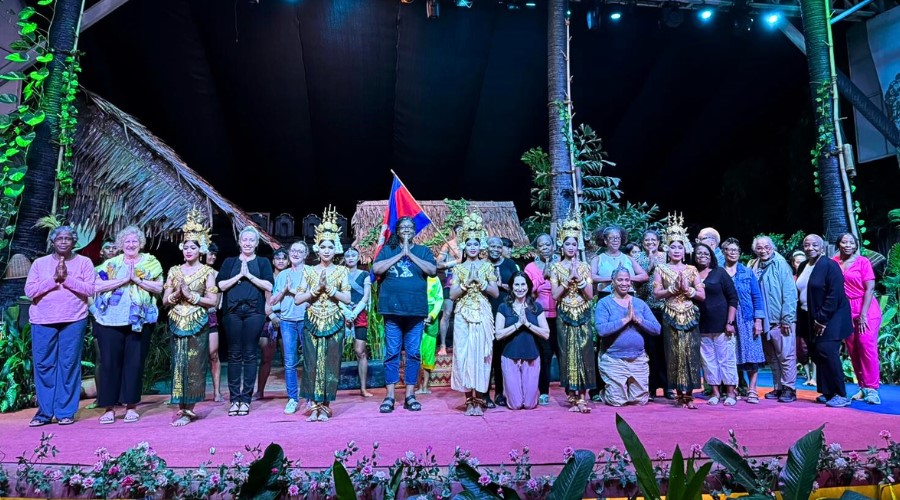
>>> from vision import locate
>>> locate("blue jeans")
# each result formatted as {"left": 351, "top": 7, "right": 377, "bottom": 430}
{"left": 280, "top": 319, "right": 304, "bottom": 401}
{"left": 31, "top": 319, "right": 88, "bottom": 421}
{"left": 383, "top": 315, "right": 425, "bottom": 386}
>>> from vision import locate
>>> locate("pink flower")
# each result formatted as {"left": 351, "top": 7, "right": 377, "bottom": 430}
{"left": 848, "top": 451, "right": 860, "bottom": 461}
{"left": 82, "top": 477, "right": 94, "bottom": 488}
{"left": 563, "top": 447, "right": 575, "bottom": 461}
{"left": 287, "top": 484, "right": 300, "bottom": 496}
{"left": 527, "top": 478, "right": 539, "bottom": 491}
{"left": 690, "top": 444, "right": 703, "bottom": 456}
{"left": 854, "top": 469, "right": 868, "bottom": 481}
{"left": 50, "top": 470, "right": 62, "bottom": 481}
{"left": 362, "top": 465, "right": 373, "bottom": 476}
{"left": 211, "top": 473, "right": 221, "bottom": 485}
{"left": 509, "top": 449, "right": 519, "bottom": 461}
{"left": 69, "top": 474, "right": 83, "bottom": 485}
{"left": 656, "top": 450, "right": 668, "bottom": 461}
{"left": 108, "top": 465, "right": 120, "bottom": 475}
{"left": 478, "top": 474, "right": 491, "bottom": 486}
{"left": 309, "top": 480, "right": 318, "bottom": 490}
{"left": 121, "top": 475, "right": 134, "bottom": 487}
{"left": 879, "top": 430, "right": 892, "bottom": 441}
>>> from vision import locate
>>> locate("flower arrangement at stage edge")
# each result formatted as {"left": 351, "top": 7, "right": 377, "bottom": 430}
{"left": 4, "top": 422, "right": 900, "bottom": 499}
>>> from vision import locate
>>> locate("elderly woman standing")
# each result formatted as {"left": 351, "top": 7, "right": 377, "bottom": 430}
{"left": 294, "top": 209, "right": 350, "bottom": 422}
{"left": 833, "top": 233, "right": 882, "bottom": 404}
{"left": 269, "top": 241, "right": 309, "bottom": 414}
{"left": 523, "top": 234, "right": 559, "bottom": 406}
{"left": 163, "top": 210, "right": 220, "bottom": 426}
{"left": 551, "top": 214, "right": 595, "bottom": 413}
{"left": 635, "top": 229, "right": 669, "bottom": 399}
{"left": 694, "top": 243, "right": 738, "bottom": 406}
{"left": 721, "top": 238, "right": 766, "bottom": 404}
{"left": 217, "top": 226, "right": 273, "bottom": 417}
{"left": 92, "top": 225, "right": 164, "bottom": 424}
{"left": 25, "top": 226, "right": 96, "bottom": 426}
{"left": 652, "top": 215, "right": 705, "bottom": 409}
{"left": 590, "top": 225, "right": 648, "bottom": 294}
{"left": 450, "top": 212, "right": 499, "bottom": 416}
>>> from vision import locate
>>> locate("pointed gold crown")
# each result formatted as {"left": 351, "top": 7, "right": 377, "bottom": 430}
{"left": 663, "top": 212, "right": 689, "bottom": 247}
{"left": 180, "top": 207, "right": 211, "bottom": 253}
{"left": 314, "top": 206, "right": 343, "bottom": 254}
{"left": 458, "top": 211, "right": 487, "bottom": 250}
{"left": 556, "top": 209, "right": 583, "bottom": 247}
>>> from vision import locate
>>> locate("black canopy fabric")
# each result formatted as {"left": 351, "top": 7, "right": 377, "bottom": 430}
{"left": 79, "top": 0, "right": 818, "bottom": 235}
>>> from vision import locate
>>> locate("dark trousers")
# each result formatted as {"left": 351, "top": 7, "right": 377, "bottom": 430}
{"left": 645, "top": 310, "right": 669, "bottom": 395}
{"left": 490, "top": 337, "right": 509, "bottom": 397}
{"left": 95, "top": 322, "right": 153, "bottom": 407}
{"left": 810, "top": 338, "right": 846, "bottom": 399}
{"left": 537, "top": 317, "right": 559, "bottom": 394}
{"left": 223, "top": 311, "right": 265, "bottom": 403}
{"left": 31, "top": 319, "right": 87, "bottom": 421}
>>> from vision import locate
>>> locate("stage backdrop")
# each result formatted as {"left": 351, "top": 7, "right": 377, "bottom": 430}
{"left": 847, "top": 5, "right": 900, "bottom": 163}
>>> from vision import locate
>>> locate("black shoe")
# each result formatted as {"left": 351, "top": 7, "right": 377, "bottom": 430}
{"left": 494, "top": 394, "right": 507, "bottom": 407}
{"left": 778, "top": 388, "right": 796, "bottom": 403}
{"left": 483, "top": 396, "right": 496, "bottom": 409}
{"left": 764, "top": 389, "right": 782, "bottom": 400}
{"left": 379, "top": 397, "right": 395, "bottom": 413}
{"left": 815, "top": 395, "right": 828, "bottom": 404}
{"left": 403, "top": 395, "right": 422, "bottom": 412}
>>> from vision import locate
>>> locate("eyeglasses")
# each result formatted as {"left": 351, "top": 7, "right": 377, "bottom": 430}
{"left": 606, "top": 236, "right": 621, "bottom": 241}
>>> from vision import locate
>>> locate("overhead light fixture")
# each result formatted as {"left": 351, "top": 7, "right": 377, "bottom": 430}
{"left": 660, "top": 1, "right": 684, "bottom": 28}
{"left": 764, "top": 12, "right": 782, "bottom": 26}
{"left": 427, "top": 0, "right": 440, "bottom": 18}
{"left": 697, "top": 6, "right": 713, "bottom": 21}
{"left": 455, "top": 0, "right": 473, "bottom": 7}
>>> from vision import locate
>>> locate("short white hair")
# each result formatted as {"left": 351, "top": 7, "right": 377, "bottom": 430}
{"left": 239, "top": 226, "right": 260, "bottom": 248}
{"left": 116, "top": 225, "right": 146, "bottom": 250}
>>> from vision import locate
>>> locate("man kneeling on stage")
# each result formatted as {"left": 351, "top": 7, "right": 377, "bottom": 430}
{"left": 594, "top": 267, "right": 662, "bottom": 406}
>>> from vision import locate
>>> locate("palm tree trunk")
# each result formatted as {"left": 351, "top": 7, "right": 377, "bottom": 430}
{"left": 799, "top": 0, "right": 849, "bottom": 242}
{"left": 548, "top": 0, "right": 573, "bottom": 228}
{"left": 0, "top": 0, "right": 86, "bottom": 307}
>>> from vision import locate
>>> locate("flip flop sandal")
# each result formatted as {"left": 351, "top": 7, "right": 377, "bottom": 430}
{"left": 99, "top": 412, "right": 116, "bottom": 424}
{"left": 30, "top": 418, "right": 51, "bottom": 427}
{"left": 379, "top": 397, "right": 395, "bottom": 413}
{"left": 57, "top": 417, "right": 75, "bottom": 425}
{"left": 124, "top": 411, "right": 140, "bottom": 423}
{"left": 404, "top": 395, "right": 422, "bottom": 411}
{"left": 723, "top": 397, "right": 737, "bottom": 406}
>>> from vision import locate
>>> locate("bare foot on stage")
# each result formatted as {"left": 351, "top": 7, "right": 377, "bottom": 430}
{"left": 437, "top": 346, "right": 447, "bottom": 357}
{"left": 360, "top": 390, "right": 374, "bottom": 397}
{"left": 415, "top": 387, "right": 431, "bottom": 395}
{"left": 213, "top": 393, "right": 224, "bottom": 403}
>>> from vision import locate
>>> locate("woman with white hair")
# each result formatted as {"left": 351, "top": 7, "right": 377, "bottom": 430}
{"left": 217, "top": 226, "right": 274, "bottom": 417}
{"left": 25, "top": 226, "right": 96, "bottom": 426}
{"left": 92, "top": 225, "right": 164, "bottom": 424}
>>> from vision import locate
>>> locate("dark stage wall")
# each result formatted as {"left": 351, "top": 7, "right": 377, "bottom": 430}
{"left": 78, "top": 0, "right": 880, "bottom": 243}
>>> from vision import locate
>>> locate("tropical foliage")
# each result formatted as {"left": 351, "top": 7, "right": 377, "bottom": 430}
{"left": 0, "top": 305, "right": 34, "bottom": 412}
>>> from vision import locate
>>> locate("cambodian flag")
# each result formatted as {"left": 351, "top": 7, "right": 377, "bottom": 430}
{"left": 373, "top": 173, "right": 431, "bottom": 258}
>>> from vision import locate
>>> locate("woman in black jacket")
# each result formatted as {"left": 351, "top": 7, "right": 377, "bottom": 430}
{"left": 694, "top": 243, "right": 739, "bottom": 406}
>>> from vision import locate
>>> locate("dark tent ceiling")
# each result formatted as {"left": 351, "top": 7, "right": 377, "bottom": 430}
{"left": 79, "top": 0, "right": 882, "bottom": 240}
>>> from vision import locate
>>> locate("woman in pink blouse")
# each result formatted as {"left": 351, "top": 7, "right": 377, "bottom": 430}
{"left": 832, "top": 233, "right": 881, "bottom": 404}
{"left": 24, "top": 226, "right": 96, "bottom": 426}
{"left": 523, "top": 234, "right": 558, "bottom": 406}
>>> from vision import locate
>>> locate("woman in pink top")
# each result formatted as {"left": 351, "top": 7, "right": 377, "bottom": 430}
{"left": 523, "top": 233, "right": 558, "bottom": 406}
{"left": 833, "top": 233, "right": 882, "bottom": 404}
{"left": 24, "top": 226, "right": 96, "bottom": 426}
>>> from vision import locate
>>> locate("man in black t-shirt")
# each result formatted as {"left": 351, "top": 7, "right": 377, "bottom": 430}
{"left": 373, "top": 217, "right": 437, "bottom": 413}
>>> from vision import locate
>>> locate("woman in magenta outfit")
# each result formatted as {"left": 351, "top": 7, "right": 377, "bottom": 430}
{"left": 832, "top": 233, "right": 881, "bottom": 404}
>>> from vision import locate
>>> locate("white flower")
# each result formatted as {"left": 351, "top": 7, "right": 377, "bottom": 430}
{"left": 834, "top": 458, "right": 848, "bottom": 469}
{"left": 828, "top": 443, "right": 842, "bottom": 453}
{"left": 209, "top": 447, "right": 216, "bottom": 455}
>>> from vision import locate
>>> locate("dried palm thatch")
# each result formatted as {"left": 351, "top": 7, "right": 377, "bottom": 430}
{"left": 69, "top": 91, "right": 277, "bottom": 248}
{"left": 351, "top": 200, "right": 530, "bottom": 261}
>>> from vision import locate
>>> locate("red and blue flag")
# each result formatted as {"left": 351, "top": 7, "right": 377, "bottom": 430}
{"left": 373, "top": 173, "right": 431, "bottom": 259}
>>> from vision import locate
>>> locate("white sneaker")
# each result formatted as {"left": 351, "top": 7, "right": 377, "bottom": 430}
{"left": 284, "top": 399, "right": 299, "bottom": 415}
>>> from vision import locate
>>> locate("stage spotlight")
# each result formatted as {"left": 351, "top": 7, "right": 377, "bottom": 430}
{"left": 660, "top": 2, "right": 684, "bottom": 28}
{"left": 455, "top": 0, "right": 473, "bottom": 7}
{"left": 609, "top": 7, "right": 623, "bottom": 20}
{"left": 764, "top": 12, "right": 782, "bottom": 26}
{"left": 587, "top": 6, "right": 601, "bottom": 28}
{"left": 698, "top": 7, "right": 713, "bottom": 21}
{"left": 427, "top": 0, "right": 440, "bottom": 18}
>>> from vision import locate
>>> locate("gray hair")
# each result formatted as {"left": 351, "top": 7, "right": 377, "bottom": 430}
{"left": 610, "top": 265, "right": 631, "bottom": 281}
{"left": 116, "top": 225, "right": 146, "bottom": 250}
{"left": 752, "top": 235, "right": 774, "bottom": 249}
{"left": 488, "top": 236, "right": 503, "bottom": 246}
{"left": 48, "top": 226, "right": 78, "bottom": 245}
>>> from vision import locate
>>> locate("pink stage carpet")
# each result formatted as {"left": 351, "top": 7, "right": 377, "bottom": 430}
{"left": 1, "top": 385, "right": 896, "bottom": 469}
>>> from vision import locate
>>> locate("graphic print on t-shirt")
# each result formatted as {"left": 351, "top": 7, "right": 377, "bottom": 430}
{"left": 389, "top": 258, "right": 414, "bottom": 279}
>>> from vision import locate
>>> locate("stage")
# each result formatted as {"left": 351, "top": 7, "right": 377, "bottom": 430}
{"left": 1, "top": 370, "right": 897, "bottom": 471}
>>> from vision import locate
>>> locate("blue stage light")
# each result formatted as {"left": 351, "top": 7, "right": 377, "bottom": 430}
{"left": 610, "top": 10, "right": 622, "bottom": 20}
{"left": 765, "top": 12, "right": 781, "bottom": 25}
{"left": 698, "top": 8, "right": 713, "bottom": 20}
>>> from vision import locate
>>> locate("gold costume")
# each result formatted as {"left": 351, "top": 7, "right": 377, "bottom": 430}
{"left": 550, "top": 261, "right": 596, "bottom": 392}
{"left": 300, "top": 208, "right": 351, "bottom": 403}
{"left": 450, "top": 260, "right": 497, "bottom": 393}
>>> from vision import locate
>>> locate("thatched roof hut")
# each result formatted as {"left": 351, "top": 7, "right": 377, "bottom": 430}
{"left": 351, "top": 200, "right": 530, "bottom": 261}
{"left": 70, "top": 92, "right": 278, "bottom": 248}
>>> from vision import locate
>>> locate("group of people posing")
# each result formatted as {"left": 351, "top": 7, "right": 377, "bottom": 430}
{"left": 23, "top": 208, "right": 881, "bottom": 427}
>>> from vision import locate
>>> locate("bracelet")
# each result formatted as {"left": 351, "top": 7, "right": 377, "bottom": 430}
{"left": 190, "top": 292, "right": 201, "bottom": 305}
{"left": 480, "top": 281, "right": 488, "bottom": 291}
{"left": 577, "top": 279, "right": 588, "bottom": 289}
{"left": 667, "top": 285, "right": 677, "bottom": 294}
{"left": 327, "top": 286, "right": 337, "bottom": 297}
{"left": 687, "top": 287, "right": 696, "bottom": 298}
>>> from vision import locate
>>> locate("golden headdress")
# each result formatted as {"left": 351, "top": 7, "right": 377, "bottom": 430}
{"left": 314, "top": 206, "right": 343, "bottom": 254}
{"left": 179, "top": 207, "right": 211, "bottom": 253}
{"left": 556, "top": 209, "right": 583, "bottom": 247}
{"left": 663, "top": 212, "right": 691, "bottom": 251}
{"left": 458, "top": 211, "right": 488, "bottom": 250}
